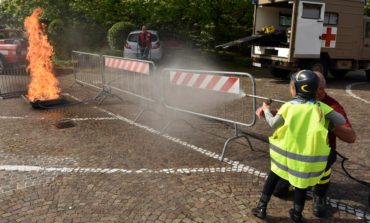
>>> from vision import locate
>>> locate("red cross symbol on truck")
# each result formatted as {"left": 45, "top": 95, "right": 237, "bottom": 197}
{"left": 322, "top": 27, "right": 336, "bottom": 47}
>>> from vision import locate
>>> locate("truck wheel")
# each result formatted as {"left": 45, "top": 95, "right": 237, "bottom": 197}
{"left": 270, "top": 67, "right": 291, "bottom": 79}
{"left": 306, "top": 59, "right": 329, "bottom": 78}
{"left": 366, "top": 70, "right": 370, "bottom": 82}
{"left": 331, "top": 70, "right": 348, "bottom": 79}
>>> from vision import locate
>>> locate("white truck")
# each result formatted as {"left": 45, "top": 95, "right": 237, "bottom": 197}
{"left": 218, "top": 0, "right": 370, "bottom": 80}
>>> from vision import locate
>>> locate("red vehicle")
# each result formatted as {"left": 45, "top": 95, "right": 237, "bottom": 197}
{"left": 0, "top": 26, "right": 28, "bottom": 70}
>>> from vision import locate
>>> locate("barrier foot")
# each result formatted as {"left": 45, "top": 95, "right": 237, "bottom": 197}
{"left": 220, "top": 133, "right": 253, "bottom": 162}
{"left": 134, "top": 108, "right": 163, "bottom": 123}
{"left": 0, "top": 91, "right": 27, "bottom": 99}
{"left": 134, "top": 109, "right": 146, "bottom": 122}
{"left": 93, "top": 85, "right": 124, "bottom": 105}
{"left": 160, "top": 120, "right": 175, "bottom": 134}
{"left": 93, "top": 90, "right": 109, "bottom": 105}
{"left": 68, "top": 81, "right": 84, "bottom": 89}
{"left": 160, "top": 118, "right": 195, "bottom": 135}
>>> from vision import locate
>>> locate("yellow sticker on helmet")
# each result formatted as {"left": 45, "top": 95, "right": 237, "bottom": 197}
{"left": 301, "top": 84, "right": 310, "bottom": 92}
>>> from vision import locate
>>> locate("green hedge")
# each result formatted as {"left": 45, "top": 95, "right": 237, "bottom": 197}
{"left": 107, "top": 21, "right": 136, "bottom": 50}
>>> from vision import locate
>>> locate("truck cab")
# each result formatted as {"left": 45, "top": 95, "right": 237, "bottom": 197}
{"left": 250, "top": 0, "right": 370, "bottom": 80}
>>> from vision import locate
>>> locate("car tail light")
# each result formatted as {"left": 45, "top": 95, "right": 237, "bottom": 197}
{"left": 152, "top": 42, "right": 160, "bottom": 49}
{"left": 124, "top": 42, "right": 131, "bottom": 49}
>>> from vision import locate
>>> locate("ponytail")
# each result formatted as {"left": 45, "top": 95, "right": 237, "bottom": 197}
{"left": 316, "top": 102, "right": 323, "bottom": 122}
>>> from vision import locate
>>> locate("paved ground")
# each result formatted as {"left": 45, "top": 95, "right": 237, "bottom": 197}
{"left": 0, "top": 49, "right": 369, "bottom": 222}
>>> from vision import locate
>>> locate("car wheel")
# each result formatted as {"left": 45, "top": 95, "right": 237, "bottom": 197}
{"left": 366, "top": 70, "right": 370, "bottom": 82}
{"left": 331, "top": 70, "right": 348, "bottom": 79}
{"left": 270, "top": 67, "right": 291, "bottom": 79}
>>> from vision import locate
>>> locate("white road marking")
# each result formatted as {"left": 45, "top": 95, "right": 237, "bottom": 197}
{"left": 0, "top": 116, "right": 118, "bottom": 121}
{"left": 0, "top": 165, "right": 263, "bottom": 175}
{"left": 64, "top": 93, "right": 268, "bottom": 179}
{"left": 71, "top": 117, "right": 118, "bottom": 121}
{"left": 0, "top": 116, "right": 26, "bottom": 119}
{"left": 346, "top": 82, "right": 370, "bottom": 104}
{"left": 65, "top": 93, "right": 370, "bottom": 220}
{"left": 4, "top": 92, "right": 363, "bottom": 219}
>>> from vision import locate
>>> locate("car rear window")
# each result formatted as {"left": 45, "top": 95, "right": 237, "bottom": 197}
{"left": 128, "top": 33, "right": 158, "bottom": 42}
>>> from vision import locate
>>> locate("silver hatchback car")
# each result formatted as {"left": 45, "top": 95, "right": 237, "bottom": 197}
{"left": 123, "top": 30, "right": 163, "bottom": 61}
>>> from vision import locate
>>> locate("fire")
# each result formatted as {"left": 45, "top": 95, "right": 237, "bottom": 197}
{"left": 24, "top": 8, "right": 60, "bottom": 102}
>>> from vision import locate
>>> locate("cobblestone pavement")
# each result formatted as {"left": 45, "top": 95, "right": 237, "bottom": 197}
{"left": 0, "top": 62, "right": 369, "bottom": 222}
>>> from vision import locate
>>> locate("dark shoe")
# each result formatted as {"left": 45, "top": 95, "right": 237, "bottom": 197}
{"left": 289, "top": 208, "right": 303, "bottom": 223}
{"left": 313, "top": 195, "right": 327, "bottom": 217}
{"left": 251, "top": 206, "right": 267, "bottom": 219}
{"left": 252, "top": 193, "right": 270, "bottom": 219}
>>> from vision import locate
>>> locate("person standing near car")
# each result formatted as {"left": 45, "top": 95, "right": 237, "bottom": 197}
{"left": 138, "top": 25, "right": 151, "bottom": 60}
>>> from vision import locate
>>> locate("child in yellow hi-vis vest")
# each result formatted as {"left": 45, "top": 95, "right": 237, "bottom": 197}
{"left": 252, "top": 70, "right": 346, "bottom": 223}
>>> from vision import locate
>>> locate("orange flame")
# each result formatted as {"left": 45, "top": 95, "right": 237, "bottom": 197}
{"left": 24, "top": 8, "right": 60, "bottom": 102}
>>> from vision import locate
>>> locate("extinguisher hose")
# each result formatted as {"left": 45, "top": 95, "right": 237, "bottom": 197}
{"left": 335, "top": 151, "right": 370, "bottom": 188}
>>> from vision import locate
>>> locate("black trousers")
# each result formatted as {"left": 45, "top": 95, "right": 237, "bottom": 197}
{"left": 139, "top": 47, "right": 150, "bottom": 59}
{"left": 263, "top": 171, "right": 307, "bottom": 207}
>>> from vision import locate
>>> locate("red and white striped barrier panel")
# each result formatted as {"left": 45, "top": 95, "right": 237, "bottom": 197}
{"left": 105, "top": 57, "right": 150, "bottom": 75}
{"left": 170, "top": 71, "right": 240, "bottom": 94}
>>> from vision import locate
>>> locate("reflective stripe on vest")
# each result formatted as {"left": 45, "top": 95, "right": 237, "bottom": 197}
{"left": 270, "top": 143, "right": 328, "bottom": 163}
{"left": 318, "top": 168, "right": 332, "bottom": 184}
{"left": 271, "top": 158, "right": 324, "bottom": 179}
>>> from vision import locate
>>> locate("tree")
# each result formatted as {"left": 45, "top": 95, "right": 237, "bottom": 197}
{"left": 365, "top": 1, "right": 370, "bottom": 16}
{"left": 0, "top": 0, "right": 255, "bottom": 58}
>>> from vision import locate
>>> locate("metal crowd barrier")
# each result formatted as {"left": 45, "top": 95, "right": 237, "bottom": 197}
{"left": 72, "top": 51, "right": 104, "bottom": 91}
{"left": 72, "top": 51, "right": 158, "bottom": 120}
{"left": 71, "top": 52, "right": 274, "bottom": 161}
{"left": 103, "top": 55, "right": 157, "bottom": 103}
{"left": 103, "top": 55, "right": 157, "bottom": 121}
{"left": 161, "top": 68, "right": 257, "bottom": 160}
{"left": 0, "top": 67, "right": 30, "bottom": 99}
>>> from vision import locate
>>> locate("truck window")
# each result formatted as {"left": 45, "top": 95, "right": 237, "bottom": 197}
{"left": 302, "top": 3, "right": 322, "bottom": 19}
{"left": 279, "top": 14, "right": 292, "bottom": 27}
{"left": 365, "top": 22, "right": 370, "bottom": 38}
{"left": 324, "top": 13, "right": 338, "bottom": 26}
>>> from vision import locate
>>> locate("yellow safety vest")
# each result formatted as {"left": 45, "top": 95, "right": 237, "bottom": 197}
{"left": 269, "top": 101, "right": 333, "bottom": 189}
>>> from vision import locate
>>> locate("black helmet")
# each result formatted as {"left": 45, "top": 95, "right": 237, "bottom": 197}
{"left": 291, "top": 70, "right": 319, "bottom": 100}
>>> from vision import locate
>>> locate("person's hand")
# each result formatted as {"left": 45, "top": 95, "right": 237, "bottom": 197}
{"left": 262, "top": 101, "right": 270, "bottom": 110}
{"left": 256, "top": 106, "right": 265, "bottom": 119}
{"left": 256, "top": 102, "right": 270, "bottom": 119}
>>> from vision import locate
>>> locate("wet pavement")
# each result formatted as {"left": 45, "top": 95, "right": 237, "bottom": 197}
{"left": 0, "top": 50, "right": 369, "bottom": 222}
